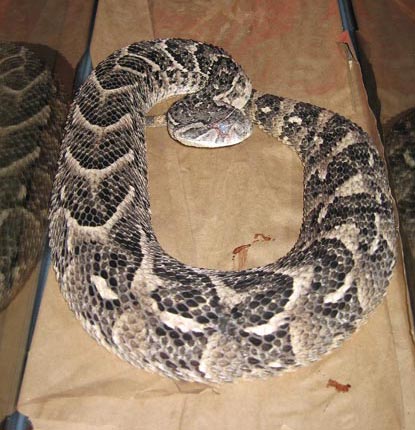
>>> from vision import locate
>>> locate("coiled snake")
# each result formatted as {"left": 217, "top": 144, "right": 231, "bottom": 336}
{"left": 49, "top": 39, "right": 396, "bottom": 382}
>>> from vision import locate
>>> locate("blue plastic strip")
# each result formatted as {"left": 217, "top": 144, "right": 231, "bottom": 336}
{"left": 2, "top": 412, "right": 31, "bottom": 430}
{"left": 73, "top": 0, "right": 98, "bottom": 93}
{"left": 337, "top": 0, "right": 360, "bottom": 61}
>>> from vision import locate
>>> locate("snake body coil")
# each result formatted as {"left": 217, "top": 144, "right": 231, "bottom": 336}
{"left": 0, "top": 42, "right": 65, "bottom": 310}
{"left": 49, "top": 39, "right": 396, "bottom": 382}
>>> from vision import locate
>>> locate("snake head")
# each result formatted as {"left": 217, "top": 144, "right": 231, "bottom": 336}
{"left": 167, "top": 97, "right": 252, "bottom": 148}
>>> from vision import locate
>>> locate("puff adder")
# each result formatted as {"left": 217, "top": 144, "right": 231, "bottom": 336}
{"left": 0, "top": 42, "right": 65, "bottom": 309}
{"left": 49, "top": 39, "right": 397, "bottom": 382}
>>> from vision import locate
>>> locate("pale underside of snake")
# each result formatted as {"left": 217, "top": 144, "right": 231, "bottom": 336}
{"left": 49, "top": 39, "right": 397, "bottom": 383}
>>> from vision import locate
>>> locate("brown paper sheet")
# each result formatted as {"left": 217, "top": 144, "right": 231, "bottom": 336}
{"left": 16, "top": 1, "right": 415, "bottom": 429}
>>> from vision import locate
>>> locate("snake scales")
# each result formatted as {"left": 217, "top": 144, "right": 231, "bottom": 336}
{"left": 49, "top": 39, "right": 396, "bottom": 382}
{"left": 385, "top": 109, "right": 415, "bottom": 268}
{"left": 0, "top": 42, "right": 65, "bottom": 310}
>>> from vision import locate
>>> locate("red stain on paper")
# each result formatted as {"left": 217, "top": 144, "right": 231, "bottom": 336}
{"left": 232, "top": 233, "right": 274, "bottom": 270}
{"left": 253, "top": 233, "right": 272, "bottom": 243}
{"left": 327, "top": 379, "right": 351, "bottom": 393}
{"left": 232, "top": 244, "right": 252, "bottom": 255}
{"left": 232, "top": 244, "right": 251, "bottom": 271}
